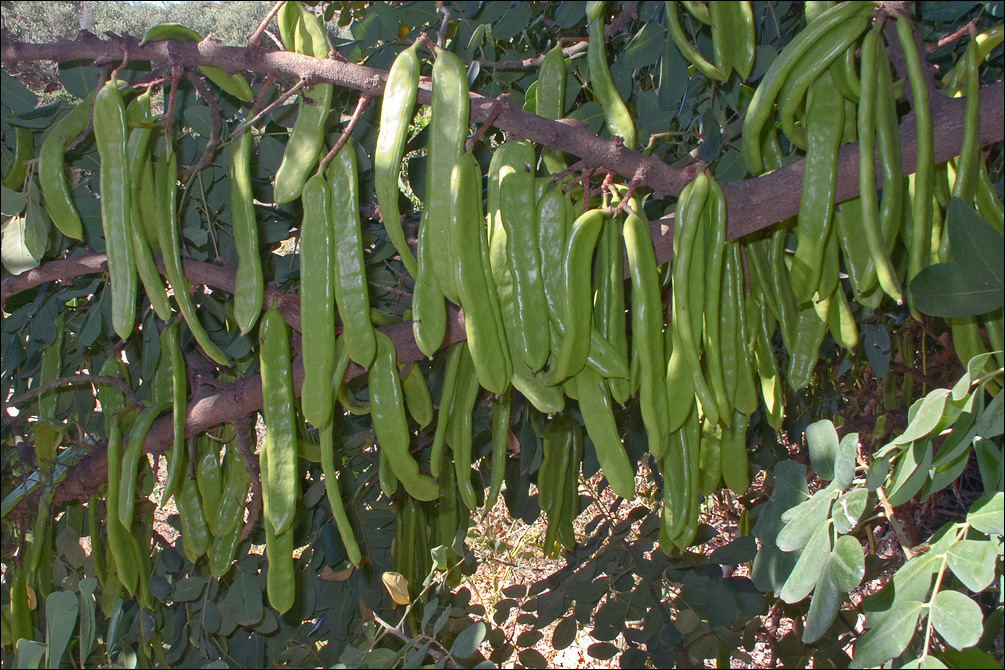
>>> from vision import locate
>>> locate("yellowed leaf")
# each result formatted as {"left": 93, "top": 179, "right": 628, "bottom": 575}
{"left": 381, "top": 571, "right": 411, "bottom": 605}
{"left": 319, "top": 564, "right": 354, "bottom": 582}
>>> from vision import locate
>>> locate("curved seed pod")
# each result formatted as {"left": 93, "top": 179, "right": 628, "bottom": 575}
{"left": 369, "top": 331, "right": 438, "bottom": 501}
{"left": 424, "top": 47, "right": 470, "bottom": 303}
{"left": 231, "top": 129, "right": 264, "bottom": 335}
{"left": 300, "top": 172, "right": 338, "bottom": 428}
{"left": 575, "top": 366, "right": 636, "bottom": 500}
{"left": 259, "top": 308, "right": 299, "bottom": 537}
{"left": 39, "top": 91, "right": 95, "bottom": 240}
{"left": 319, "top": 422, "right": 362, "bottom": 566}
{"left": 329, "top": 142, "right": 377, "bottom": 368}
{"left": 375, "top": 42, "right": 421, "bottom": 277}
{"left": 94, "top": 80, "right": 137, "bottom": 340}
{"left": 450, "top": 153, "right": 511, "bottom": 394}
{"left": 548, "top": 209, "right": 608, "bottom": 384}
{"left": 624, "top": 207, "right": 669, "bottom": 458}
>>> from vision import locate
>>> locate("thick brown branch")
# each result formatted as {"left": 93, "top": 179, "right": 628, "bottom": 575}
{"left": 4, "top": 33, "right": 1001, "bottom": 211}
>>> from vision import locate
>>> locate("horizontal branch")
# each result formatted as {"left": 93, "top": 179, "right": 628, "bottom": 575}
{"left": 3, "top": 32, "right": 1000, "bottom": 232}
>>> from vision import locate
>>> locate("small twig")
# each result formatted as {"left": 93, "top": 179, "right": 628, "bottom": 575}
{"left": 249, "top": 1, "right": 285, "bottom": 49}
{"left": 318, "top": 94, "right": 370, "bottom": 172}
{"left": 466, "top": 98, "right": 507, "bottom": 152}
{"left": 180, "top": 70, "right": 222, "bottom": 179}
{"left": 234, "top": 415, "right": 261, "bottom": 542}
{"left": 165, "top": 67, "right": 181, "bottom": 139}
{"left": 110, "top": 42, "right": 129, "bottom": 79}
{"left": 435, "top": 5, "right": 451, "bottom": 50}
{"left": 475, "top": 41, "right": 589, "bottom": 69}
{"left": 934, "top": 19, "right": 976, "bottom": 51}
{"left": 248, "top": 73, "right": 276, "bottom": 118}
{"left": 609, "top": 177, "right": 641, "bottom": 217}
{"left": 550, "top": 159, "right": 587, "bottom": 185}
{"left": 368, "top": 281, "right": 413, "bottom": 299}
{"left": 876, "top": 485, "right": 915, "bottom": 560}
{"left": 230, "top": 79, "right": 304, "bottom": 138}
{"left": 5, "top": 374, "right": 141, "bottom": 409}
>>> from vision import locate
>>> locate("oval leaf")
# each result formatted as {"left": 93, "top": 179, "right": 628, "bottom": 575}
{"left": 967, "top": 492, "right": 1003, "bottom": 536}
{"left": 778, "top": 521, "right": 831, "bottom": 604}
{"left": 851, "top": 601, "right": 924, "bottom": 669}
{"left": 450, "top": 621, "right": 486, "bottom": 659}
{"left": 381, "top": 571, "right": 410, "bottom": 606}
{"left": 552, "top": 616, "right": 577, "bottom": 651}
{"left": 930, "top": 590, "right": 982, "bottom": 650}
{"left": 830, "top": 535, "right": 865, "bottom": 592}
{"left": 45, "top": 590, "right": 79, "bottom": 669}
{"left": 806, "top": 419, "right": 839, "bottom": 481}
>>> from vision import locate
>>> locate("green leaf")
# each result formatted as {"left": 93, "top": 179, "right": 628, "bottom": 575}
{"left": 778, "top": 521, "right": 831, "bottom": 604}
{"left": 709, "top": 536, "right": 757, "bottom": 565}
{"left": 832, "top": 488, "right": 869, "bottom": 534}
{"left": 659, "top": 32, "right": 690, "bottom": 111}
{"left": 753, "top": 461, "right": 810, "bottom": 545}
{"left": 967, "top": 492, "right": 1003, "bottom": 535}
{"left": 1, "top": 186, "right": 26, "bottom": 217}
{"left": 77, "top": 579, "right": 96, "bottom": 667}
{"left": 492, "top": 3, "right": 533, "bottom": 40}
{"left": 16, "top": 640, "right": 46, "bottom": 670}
{"left": 886, "top": 441, "right": 933, "bottom": 507}
{"left": 806, "top": 419, "right": 839, "bottom": 481}
{"left": 830, "top": 535, "right": 865, "bottom": 592}
{"left": 895, "top": 390, "right": 951, "bottom": 445}
{"left": 552, "top": 616, "right": 577, "bottom": 650}
{"left": 901, "top": 657, "right": 949, "bottom": 669}
{"left": 44, "top": 590, "right": 78, "bottom": 670}
{"left": 946, "top": 540, "right": 997, "bottom": 592}
{"left": 57, "top": 62, "right": 99, "bottom": 100}
{"left": 587, "top": 642, "right": 620, "bottom": 660}
{"left": 517, "top": 648, "right": 549, "bottom": 668}
{"left": 974, "top": 437, "right": 1004, "bottom": 493}
{"left": 941, "top": 646, "right": 1003, "bottom": 669}
{"left": 362, "top": 648, "right": 396, "bottom": 669}
{"left": 751, "top": 543, "right": 799, "bottom": 594}
{"left": 611, "top": 23, "right": 665, "bottom": 73}
{"left": 973, "top": 390, "right": 1003, "bottom": 438}
{"left": 930, "top": 590, "right": 982, "bottom": 650}
{"left": 946, "top": 197, "right": 1005, "bottom": 295}
{"left": 911, "top": 199, "right": 1004, "bottom": 318}
{"left": 802, "top": 555, "right": 841, "bottom": 643}
{"left": 450, "top": 621, "right": 485, "bottom": 659}
{"left": 2, "top": 215, "right": 43, "bottom": 275}
{"left": 863, "top": 553, "right": 938, "bottom": 627}
{"left": 866, "top": 457, "right": 891, "bottom": 491}
{"left": 567, "top": 101, "right": 605, "bottom": 135}
{"left": 834, "top": 433, "right": 858, "bottom": 489}
{"left": 777, "top": 486, "right": 838, "bottom": 552}
{"left": 910, "top": 262, "right": 1003, "bottom": 317}
{"left": 183, "top": 106, "right": 214, "bottom": 138}
{"left": 851, "top": 601, "right": 924, "bottom": 669}
{"left": 863, "top": 323, "right": 891, "bottom": 377}
{"left": 3, "top": 71, "right": 38, "bottom": 113}
{"left": 172, "top": 575, "right": 209, "bottom": 602}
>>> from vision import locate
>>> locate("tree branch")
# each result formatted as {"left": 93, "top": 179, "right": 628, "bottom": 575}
{"left": 3, "top": 31, "right": 999, "bottom": 220}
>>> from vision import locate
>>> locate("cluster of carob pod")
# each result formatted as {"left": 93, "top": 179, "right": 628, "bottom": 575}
{"left": 23, "top": 0, "right": 1003, "bottom": 616}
